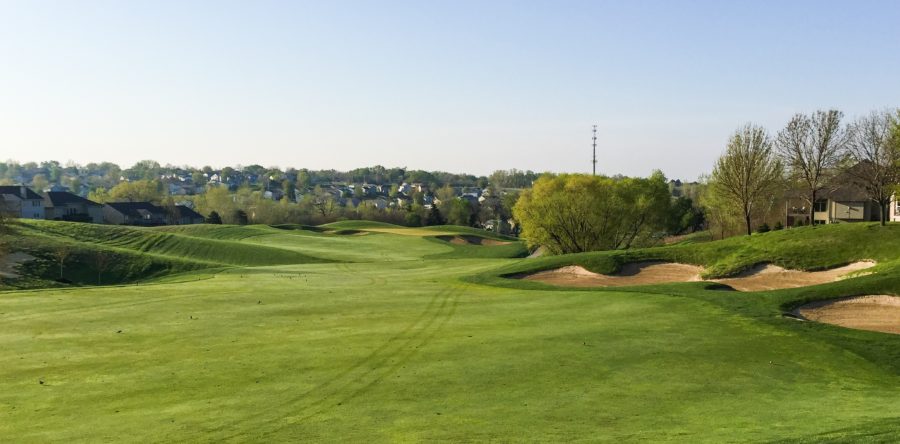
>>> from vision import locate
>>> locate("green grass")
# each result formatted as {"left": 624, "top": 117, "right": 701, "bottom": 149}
{"left": 0, "top": 221, "right": 334, "bottom": 288}
{"left": 0, "top": 221, "right": 898, "bottom": 442}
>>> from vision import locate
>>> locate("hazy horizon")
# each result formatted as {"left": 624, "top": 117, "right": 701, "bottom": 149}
{"left": 2, "top": 1, "right": 899, "bottom": 180}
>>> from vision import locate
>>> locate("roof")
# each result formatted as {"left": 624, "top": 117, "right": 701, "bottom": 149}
{"left": 43, "top": 191, "right": 102, "bottom": 206}
{"left": 0, "top": 186, "right": 43, "bottom": 200}
{"left": 105, "top": 202, "right": 166, "bottom": 218}
{"left": 172, "top": 205, "right": 204, "bottom": 220}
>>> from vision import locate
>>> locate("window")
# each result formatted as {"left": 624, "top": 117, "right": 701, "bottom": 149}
{"left": 813, "top": 200, "right": 828, "bottom": 212}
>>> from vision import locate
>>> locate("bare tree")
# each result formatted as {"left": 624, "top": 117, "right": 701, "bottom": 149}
{"left": 845, "top": 110, "right": 900, "bottom": 226}
{"left": 711, "top": 124, "right": 784, "bottom": 236}
{"left": 95, "top": 251, "right": 112, "bottom": 285}
{"left": 53, "top": 245, "right": 72, "bottom": 280}
{"left": 776, "top": 110, "right": 849, "bottom": 224}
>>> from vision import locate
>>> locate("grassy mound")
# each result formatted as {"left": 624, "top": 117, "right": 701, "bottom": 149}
{"left": 1, "top": 221, "right": 334, "bottom": 288}
{"left": 484, "top": 223, "right": 900, "bottom": 283}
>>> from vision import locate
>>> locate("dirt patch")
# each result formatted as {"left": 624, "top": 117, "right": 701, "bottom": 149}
{"left": 520, "top": 262, "right": 703, "bottom": 287}
{"left": 0, "top": 252, "right": 36, "bottom": 279}
{"left": 797, "top": 295, "right": 900, "bottom": 335}
{"left": 436, "top": 235, "right": 510, "bottom": 246}
{"left": 714, "top": 261, "right": 876, "bottom": 292}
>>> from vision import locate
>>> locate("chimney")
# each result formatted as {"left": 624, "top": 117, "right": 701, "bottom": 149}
{"left": 20, "top": 185, "right": 27, "bottom": 199}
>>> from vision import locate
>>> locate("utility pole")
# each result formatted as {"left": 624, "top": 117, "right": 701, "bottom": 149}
{"left": 592, "top": 125, "right": 598, "bottom": 176}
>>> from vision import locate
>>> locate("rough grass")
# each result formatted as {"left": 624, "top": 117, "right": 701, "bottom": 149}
{"left": 0, "top": 222, "right": 898, "bottom": 442}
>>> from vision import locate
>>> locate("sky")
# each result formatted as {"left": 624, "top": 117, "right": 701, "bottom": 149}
{"left": 1, "top": 1, "right": 899, "bottom": 180}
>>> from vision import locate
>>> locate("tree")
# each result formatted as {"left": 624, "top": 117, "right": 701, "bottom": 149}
{"left": 710, "top": 124, "right": 784, "bottom": 236}
{"left": 845, "top": 110, "right": 900, "bottom": 226}
{"left": 206, "top": 211, "right": 223, "bottom": 224}
{"left": 233, "top": 209, "right": 249, "bottom": 225}
{"left": 104, "top": 180, "right": 166, "bottom": 204}
{"left": 425, "top": 206, "right": 445, "bottom": 226}
{"left": 53, "top": 245, "right": 72, "bottom": 279}
{"left": 94, "top": 251, "right": 112, "bottom": 285}
{"left": 513, "top": 173, "right": 671, "bottom": 254}
{"left": 776, "top": 110, "right": 848, "bottom": 224}
{"left": 282, "top": 180, "right": 296, "bottom": 202}
{"left": 446, "top": 199, "right": 475, "bottom": 226}
{"left": 31, "top": 174, "right": 49, "bottom": 191}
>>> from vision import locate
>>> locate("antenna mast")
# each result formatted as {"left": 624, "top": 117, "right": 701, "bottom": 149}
{"left": 592, "top": 125, "right": 598, "bottom": 176}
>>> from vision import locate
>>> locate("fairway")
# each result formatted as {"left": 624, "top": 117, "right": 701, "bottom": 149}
{"left": 1, "top": 223, "right": 899, "bottom": 442}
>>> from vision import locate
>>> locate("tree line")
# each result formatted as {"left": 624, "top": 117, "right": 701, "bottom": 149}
{"left": 707, "top": 109, "right": 900, "bottom": 236}
{"left": 513, "top": 108, "right": 900, "bottom": 255}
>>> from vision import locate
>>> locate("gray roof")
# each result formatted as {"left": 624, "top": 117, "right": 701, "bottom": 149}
{"left": 43, "top": 191, "right": 102, "bottom": 206}
{"left": 0, "top": 186, "right": 43, "bottom": 200}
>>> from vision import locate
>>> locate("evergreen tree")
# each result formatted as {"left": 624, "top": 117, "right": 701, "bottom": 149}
{"left": 206, "top": 211, "right": 223, "bottom": 224}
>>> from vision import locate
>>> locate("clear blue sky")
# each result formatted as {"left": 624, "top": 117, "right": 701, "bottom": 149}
{"left": 1, "top": 1, "right": 898, "bottom": 179}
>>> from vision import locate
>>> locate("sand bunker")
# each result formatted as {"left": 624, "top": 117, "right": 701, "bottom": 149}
{"left": 797, "top": 295, "right": 900, "bottom": 335}
{"left": 714, "top": 262, "right": 876, "bottom": 292}
{"left": 0, "top": 252, "right": 35, "bottom": 279}
{"left": 436, "top": 235, "right": 510, "bottom": 246}
{"left": 519, "top": 261, "right": 876, "bottom": 291}
{"left": 520, "top": 262, "right": 703, "bottom": 287}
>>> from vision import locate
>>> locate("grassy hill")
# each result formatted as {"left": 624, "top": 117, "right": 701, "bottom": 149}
{"left": 0, "top": 221, "right": 333, "bottom": 288}
{"left": 481, "top": 223, "right": 900, "bottom": 280}
{"left": 0, "top": 221, "right": 898, "bottom": 441}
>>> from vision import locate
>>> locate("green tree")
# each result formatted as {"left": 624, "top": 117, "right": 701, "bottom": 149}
{"left": 206, "top": 211, "right": 223, "bottom": 224}
{"left": 425, "top": 206, "right": 445, "bottom": 226}
{"left": 106, "top": 180, "right": 167, "bottom": 204}
{"left": 710, "top": 124, "right": 784, "bottom": 236}
{"left": 513, "top": 173, "right": 671, "bottom": 254}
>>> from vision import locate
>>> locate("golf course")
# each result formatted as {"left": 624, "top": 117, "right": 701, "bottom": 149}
{"left": 1, "top": 220, "right": 898, "bottom": 442}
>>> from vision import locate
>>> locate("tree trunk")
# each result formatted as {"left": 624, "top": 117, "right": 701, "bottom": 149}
{"left": 882, "top": 202, "right": 888, "bottom": 226}
{"left": 745, "top": 214, "right": 752, "bottom": 236}
{"left": 809, "top": 190, "right": 816, "bottom": 228}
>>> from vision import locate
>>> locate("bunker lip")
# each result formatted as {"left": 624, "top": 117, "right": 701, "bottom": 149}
{"left": 516, "top": 260, "right": 877, "bottom": 291}
{"left": 795, "top": 295, "right": 900, "bottom": 335}
{"left": 714, "top": 261, "right": 876, "bottom": 292}
{"left": 517, "top": 261, "right": 703, "bottom": 287}
{"left": 435, "top": 235, "right": 510, "bottom": 246}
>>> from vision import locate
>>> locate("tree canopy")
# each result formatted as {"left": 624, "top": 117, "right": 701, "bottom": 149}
{"left": 513, "top": 173, "right": 670, "bottom": 254}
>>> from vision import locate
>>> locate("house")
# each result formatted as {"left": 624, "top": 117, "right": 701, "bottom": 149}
{"left": 0, "top": 186, "right": 45, "bottom": 220}
{"left": 370, "top": 197, "right": 389, "bottom": 210}
{"left": 785, "top": 180, "right": 882, "bottom": 226}
{"left": 103, "top": 202, "right": 167, "bottom": 226}
{"left": 170, "top": 205, "right": 206, "bottom": 225}
{"left": 43, "top": 192, "right": 103, "bottom": 223}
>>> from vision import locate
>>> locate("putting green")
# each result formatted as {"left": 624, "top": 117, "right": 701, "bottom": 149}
{"left": 0, "top": 223, "right": 898, "bottom": 442}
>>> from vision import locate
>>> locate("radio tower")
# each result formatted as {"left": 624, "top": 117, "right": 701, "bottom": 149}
{"left": 592, "top": 125, "right": 598, "bottom": 176}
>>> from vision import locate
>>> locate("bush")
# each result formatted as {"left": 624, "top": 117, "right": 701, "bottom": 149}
{"left": 756, "top": 223, "right": 770, "bottom": 233}
{"left": 773, "top": 220, "right": 784, "bottom": 231}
